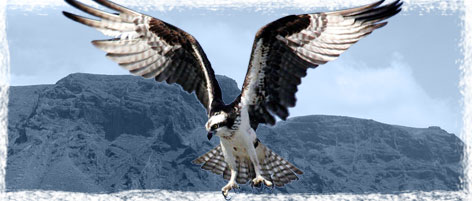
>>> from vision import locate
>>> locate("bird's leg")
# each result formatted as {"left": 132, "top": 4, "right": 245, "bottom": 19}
{"left": 247, "top": 142, "right": 272, "bottom": 187}
{"left": 250, "top": 164, "right": 272, "bottom": 187}
{"left": 222, "top": 169, "right": 239, "bottom": 198}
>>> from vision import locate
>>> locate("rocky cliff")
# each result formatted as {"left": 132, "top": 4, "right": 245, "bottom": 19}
{"left": 6, "top": 73, "right": 463, "bottom": 193}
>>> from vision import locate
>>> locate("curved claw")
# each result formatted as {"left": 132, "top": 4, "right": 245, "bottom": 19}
{"left": 254, "top": 182, "right": 262, "bottom": 188}
{"left": 250, "top": 180, "right": 259, "bottom": 188}
{"left": 222, "top": 191, "right": 231, "bottom": 200}
{"left": 222, "top": 181, "right": 239, "bottom": 199}
{"left": 270, "top": 177, "right": 275, "bottom": 189}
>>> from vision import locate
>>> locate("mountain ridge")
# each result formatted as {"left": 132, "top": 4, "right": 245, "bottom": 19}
{"left": 6, "top": 73, "right": 463, "bottom": 193}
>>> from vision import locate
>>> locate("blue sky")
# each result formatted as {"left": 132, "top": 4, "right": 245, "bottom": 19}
{"left": 6, "top": 4, "right": 464, "bottom": 136}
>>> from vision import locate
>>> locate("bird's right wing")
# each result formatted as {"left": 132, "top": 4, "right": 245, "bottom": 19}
{"left": 63, "top": 0, "right": 224, "bottom": 115}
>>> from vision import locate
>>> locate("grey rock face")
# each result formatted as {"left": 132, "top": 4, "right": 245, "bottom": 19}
{"left": 6, "top": 73, "right": 463, "bottom": 193}
{"left": 257, "top": 116, "right": 463, "bottom": 193}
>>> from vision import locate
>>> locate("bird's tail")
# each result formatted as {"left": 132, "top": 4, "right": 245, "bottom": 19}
{"left": 192, "top": 145, "right": 229, "bottom": 177}
{"left": 192, "top": 143, "right": 303, "bottom": 187}
{"left": 256, "top": 143, "right": 303, "bottom": 187}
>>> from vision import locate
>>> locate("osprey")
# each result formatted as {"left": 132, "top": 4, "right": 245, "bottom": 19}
{"left": 64, "top": 0, "right": 402, "bottom": 197}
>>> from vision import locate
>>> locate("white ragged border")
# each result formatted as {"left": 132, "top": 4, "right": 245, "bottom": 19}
{"left": 0, "top": 0, "right": 9, "bottom": 197}
{"left": 2, "top": 190, "right": 469, "bottom": 201}
{"left": 0, "top": 0, "right": 470, "bottom": 200}
{"left": 461, "top": 0, "right": 472, "bottom": 199}
{"left": 5, "top": 0, "right": 462, "bottom": 13}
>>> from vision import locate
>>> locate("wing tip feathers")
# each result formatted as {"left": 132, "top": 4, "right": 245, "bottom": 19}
{"left": 62, "top": 11, "right": 80, "bottom": 22}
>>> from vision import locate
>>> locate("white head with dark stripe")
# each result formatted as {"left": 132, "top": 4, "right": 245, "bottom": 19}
{"left": 205, "top": 110, "right": 232, "bottom": 140}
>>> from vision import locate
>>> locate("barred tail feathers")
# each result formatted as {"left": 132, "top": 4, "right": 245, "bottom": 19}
{"left": 258, "top": 143, "right": 303, "bottom": 187}
{"left": 192, "top": 143, "right": 303, "bottom": 187}
{"left": 192, "top": 145, "right": 229, "bottom": 177}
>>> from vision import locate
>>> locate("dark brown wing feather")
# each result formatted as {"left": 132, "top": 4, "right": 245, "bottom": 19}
{"left": 63, "top": 0, "right": 223, "bottom": 115}
{"left": 237, "top": 0, "right": 402, "bottom": 129}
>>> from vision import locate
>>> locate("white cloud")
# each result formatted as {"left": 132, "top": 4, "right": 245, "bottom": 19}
{"left": 290, "top": 53, "right": 461, "bottom": 135}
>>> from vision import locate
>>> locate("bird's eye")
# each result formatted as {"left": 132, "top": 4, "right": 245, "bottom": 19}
{"left": 211, "top": 124, "right": 219, "bottom": 130}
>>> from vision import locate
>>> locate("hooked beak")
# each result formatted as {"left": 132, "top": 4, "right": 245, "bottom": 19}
{"left": 207, "top": 131, "right": 214, "bottom": 141}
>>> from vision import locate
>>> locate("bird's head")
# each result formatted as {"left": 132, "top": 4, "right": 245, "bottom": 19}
{"left": 205, "top": 111, "right": 230, "bottom": 140}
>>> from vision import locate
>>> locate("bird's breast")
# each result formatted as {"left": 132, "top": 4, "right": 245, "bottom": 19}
{"left": 220, "top": 130, "right": 236, "bottom": 140}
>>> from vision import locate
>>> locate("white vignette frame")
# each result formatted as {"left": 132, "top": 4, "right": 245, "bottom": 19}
{"left": 0, "top": 0, "right": 470, "bottom": 200}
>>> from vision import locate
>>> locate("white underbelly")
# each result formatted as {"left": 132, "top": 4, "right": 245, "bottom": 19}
{"left": 219, "top": 128, "right": 256, "bottom": 163}
{"left": 218, "top": 106, "right": 258, "bottom": 166}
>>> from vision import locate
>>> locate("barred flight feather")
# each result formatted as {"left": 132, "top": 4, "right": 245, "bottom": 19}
{"left": 63, "top": 0, "right": 223, "bottom": 115}
{"left": 92, "top": 39, "right": 149, "bottom": 54}
{"left": 238, "top": 0, "right": 402, "bottom": 130}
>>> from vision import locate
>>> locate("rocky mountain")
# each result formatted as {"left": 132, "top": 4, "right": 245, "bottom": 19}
{"left": 6, "top": 73, "right": 463, "bottom": 194}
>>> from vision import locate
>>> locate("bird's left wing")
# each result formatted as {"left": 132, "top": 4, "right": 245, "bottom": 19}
{"left": 237, "top": 0, "right": 402, "bottom": 129}
{"left": 63, "top": 0, "right": 223, "bottom": 115}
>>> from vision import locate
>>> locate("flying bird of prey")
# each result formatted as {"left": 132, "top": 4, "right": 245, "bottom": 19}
{"left": 63, "top": 0, "right": 402, "bottom": 197}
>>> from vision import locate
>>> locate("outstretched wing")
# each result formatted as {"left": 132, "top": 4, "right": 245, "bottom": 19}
{"left": 63, "top": 0, "right": 223, "bottom": 115}
{"left": 237, "top": 0, "right": 402, "bottom": 129}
